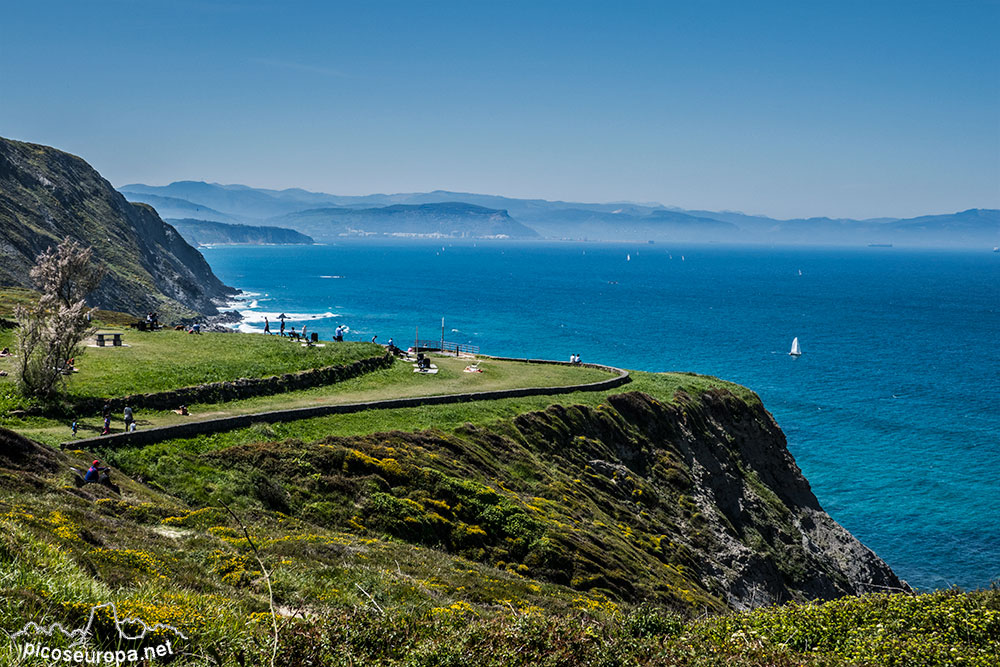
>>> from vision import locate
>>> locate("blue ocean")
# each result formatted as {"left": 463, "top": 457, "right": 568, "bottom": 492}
{"left": 201, "top": 241, "right": 999, "bottom": 591}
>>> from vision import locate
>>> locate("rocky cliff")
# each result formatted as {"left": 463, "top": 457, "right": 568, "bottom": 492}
{"left": 0, "top": 137, "right": 235, "bottom": 318}
{"left": 167, "top": 218, "right": 314, "bottom": 245}
{"left": 209, "top": 386, "right": 904, "bottom": 610}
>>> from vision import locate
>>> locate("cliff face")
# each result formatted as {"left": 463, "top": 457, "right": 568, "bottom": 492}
{"left": 212, "top": 387, "right": 904, "bottom": 610}
{"left": 167, "top": 218, "right": 314, "bottom": 245}
{"left": 598, "top": 390, "right": 905, "bottom": 608}
{"left": 0, "top": 137, "right": 235, "bottom": 318}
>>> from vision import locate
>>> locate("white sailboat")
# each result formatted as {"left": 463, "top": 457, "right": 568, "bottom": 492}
{"left": 789, "top": 337, "right": 802, "bottom": 357}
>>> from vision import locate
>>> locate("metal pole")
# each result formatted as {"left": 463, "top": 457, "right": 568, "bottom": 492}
{"left": 415, "top": 326, "right": 418, "bottom": 353}
{"left": 441, "top": 317, "right": 445, "bottom": 355}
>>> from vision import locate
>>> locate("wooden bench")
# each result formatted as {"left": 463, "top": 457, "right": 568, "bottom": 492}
{"left": 96, "top": 333, "right": 124, "bottom": 347}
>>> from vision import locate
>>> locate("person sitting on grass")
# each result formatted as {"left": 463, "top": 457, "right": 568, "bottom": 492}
{"left": 83, "top": 460, "right": 119, "bottom": 492}
{"left": 84, "top": 460, "right": 109, "bottom": 483}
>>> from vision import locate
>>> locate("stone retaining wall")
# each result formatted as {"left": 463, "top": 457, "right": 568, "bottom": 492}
{"left": 67, "top": 358, "right": 629, "bottom": 450}
{"left": 73, "top": 353, "right": 395, "bottom": 414}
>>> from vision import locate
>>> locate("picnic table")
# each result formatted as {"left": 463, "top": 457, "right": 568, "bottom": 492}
{"left": 96, "top": 332, "right": 124, "bottom": 347}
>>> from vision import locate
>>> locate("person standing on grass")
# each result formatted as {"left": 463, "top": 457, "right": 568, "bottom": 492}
{"left": 264, "top": 317, "right": 271, "bottom": 334}
{"left": 101, "top": 414, "right": 111, "bottom": 435}
{"left": 123, "top": 405, "right": 134, "bottom": 431}
{"left": 280, "top": 319, "right": 285, "bottom": 336}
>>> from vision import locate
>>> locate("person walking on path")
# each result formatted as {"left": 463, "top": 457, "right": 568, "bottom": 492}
{"left": 264, "top": 317, "right": 271, "bottom": 334}
{"left": 280, "top": 319, "right": 286, "bottom": 336}
{"left": 123, "top": 405, "right": 134, "bottom": 431}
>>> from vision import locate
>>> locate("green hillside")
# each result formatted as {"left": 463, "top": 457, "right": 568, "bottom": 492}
{"left": 0, "top": 137, "right": 235, "bottom": 318}
{"left": 0, "top": 322, "right": 995, "bottom": 665}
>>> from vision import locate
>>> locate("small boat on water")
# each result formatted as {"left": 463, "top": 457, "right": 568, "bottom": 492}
{"left": 789, "top": 337, "right": 802, "bottom": 357}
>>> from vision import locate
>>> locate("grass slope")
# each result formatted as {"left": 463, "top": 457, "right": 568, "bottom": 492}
{"left": 0, "top": 392, "right": 996, "bottom": 665}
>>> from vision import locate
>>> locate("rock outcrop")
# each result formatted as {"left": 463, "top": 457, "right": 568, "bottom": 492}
{"left": 0, "top": 137, "right": 236, "bottom": 318}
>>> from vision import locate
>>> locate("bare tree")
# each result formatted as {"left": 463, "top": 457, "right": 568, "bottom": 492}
{"left": 14, "top": 238, "right": 104, "bottom": 399}
{"left": 29, "top": 238, "right": 105, "bottom": 308}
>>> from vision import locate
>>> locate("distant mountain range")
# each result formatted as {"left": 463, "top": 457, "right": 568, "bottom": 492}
{"left": 268, "top": 202, "right": 537, "bottom": 240}
{"left": 119, "top": 181, "right": 1000, "bottom": 247}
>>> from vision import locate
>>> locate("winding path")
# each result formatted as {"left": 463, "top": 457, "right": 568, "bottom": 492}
{"left": 64, "top": 357, "right": 630, "bottom": 450}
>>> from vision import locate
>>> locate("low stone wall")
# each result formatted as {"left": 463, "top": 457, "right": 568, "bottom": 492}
{"left": 73, "top": 353, "right": 394, "bottom": 414}
{"left": 67, "top": 358, "right": 630, "bottom": 450}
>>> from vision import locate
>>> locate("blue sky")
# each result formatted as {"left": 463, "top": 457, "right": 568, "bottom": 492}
{"left": 1, "top": 1, "right": 997, "bottom": 218}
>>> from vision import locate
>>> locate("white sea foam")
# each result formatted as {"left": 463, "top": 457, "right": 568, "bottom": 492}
{"left": 239, "top": 310, "right": 338, "bottom": 323}
{"left": 319, "top": 275, "right": 345, "bottom": 279}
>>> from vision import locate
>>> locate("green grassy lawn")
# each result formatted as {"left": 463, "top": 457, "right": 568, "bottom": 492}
{"left": 0, "top": 328, "right": 383, "bottom": 400}
{"left": 16, "top": 354, "right": 615, "bottom": 445}
{"left": 85, "top": 370, "right": 752, "bottom": 463}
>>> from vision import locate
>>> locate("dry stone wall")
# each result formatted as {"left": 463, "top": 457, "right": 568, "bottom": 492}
{"left": 74, "top": 353, "right": 394, "bottom": 414}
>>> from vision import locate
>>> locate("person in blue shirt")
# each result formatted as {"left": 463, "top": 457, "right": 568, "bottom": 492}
{"left": 84, "top": 460, "right": 109, "bottom": 483}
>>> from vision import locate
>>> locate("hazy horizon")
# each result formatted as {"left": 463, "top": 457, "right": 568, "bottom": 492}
{"left": 116, "top": 178, "right": 992, "bottom": 222}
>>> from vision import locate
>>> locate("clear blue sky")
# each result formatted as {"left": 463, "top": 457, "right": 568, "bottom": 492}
{"left": 1, "top": 1, "right": 997, "bottom": 218}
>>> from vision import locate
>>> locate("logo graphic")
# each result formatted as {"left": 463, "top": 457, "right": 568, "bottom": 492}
{"left": 12, "top": 602, "right": 186, "bottom": 664}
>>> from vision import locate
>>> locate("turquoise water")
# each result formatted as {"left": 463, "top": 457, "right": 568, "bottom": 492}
{"left": 202, "top": 241, "right": 1000, "bottom": 591}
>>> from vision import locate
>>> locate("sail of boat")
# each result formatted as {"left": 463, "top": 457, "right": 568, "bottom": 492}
{"left": 789, "top": 337, "right": 802, "bottom": 356}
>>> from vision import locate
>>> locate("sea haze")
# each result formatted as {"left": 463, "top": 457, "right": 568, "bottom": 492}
{"left": 202, "top": 241, "right": 1000, "bottom": 591}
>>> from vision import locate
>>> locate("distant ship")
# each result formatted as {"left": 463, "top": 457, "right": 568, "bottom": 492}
{"left": 789, "top": 337, "right": 802, "bottom": 357}
{"left": 868, "top": 243, "right": 893, "bottom": 247}
{"left": 994, "top": 247, "right": 999, "bottom": 253}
